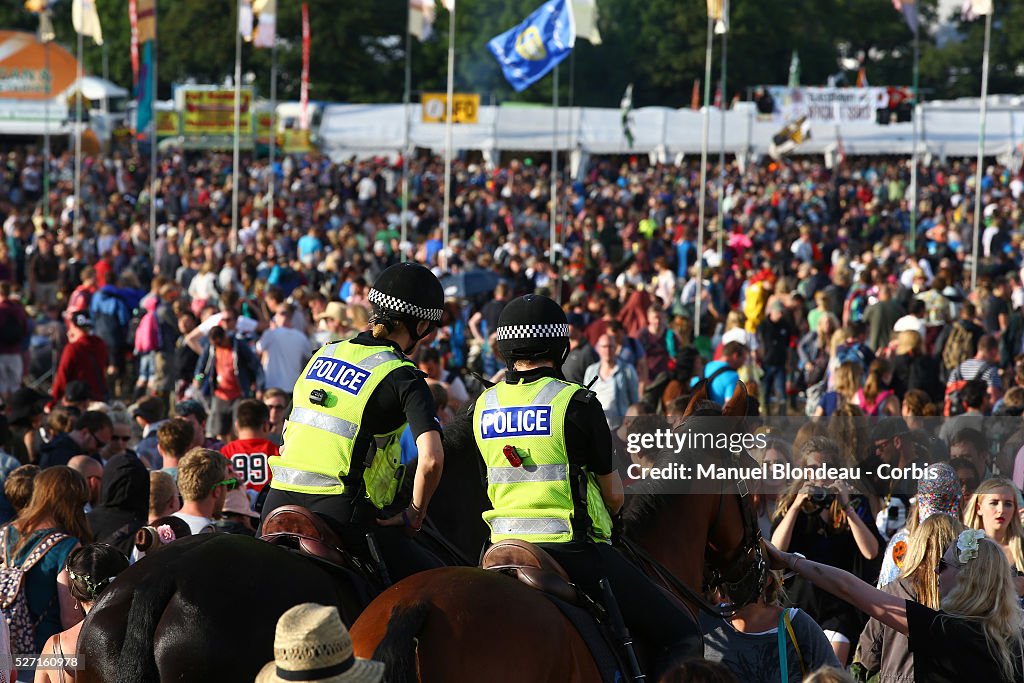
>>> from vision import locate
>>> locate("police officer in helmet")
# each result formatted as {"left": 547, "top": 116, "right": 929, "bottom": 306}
{"left": 469, "top": 294, "right": 697, "bottom": 676}
{"left": 261, "top": 262, "right": 445, "bottom": 580}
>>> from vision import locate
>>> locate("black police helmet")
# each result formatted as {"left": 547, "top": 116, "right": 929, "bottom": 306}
{"left": 495, "top": 294, "right": 570, "bottom": 365}
{"left": 367, "top": 263, "right": 444, "bottom": 326}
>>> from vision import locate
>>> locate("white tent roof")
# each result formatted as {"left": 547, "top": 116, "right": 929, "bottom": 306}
{"left": 318, "top": 101, "right": 1024, "bottom": 160}
{"left": 62, "top": 76, "right": 129, "bottom": 101}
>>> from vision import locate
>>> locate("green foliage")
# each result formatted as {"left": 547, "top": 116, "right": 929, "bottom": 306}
{"left": 0, "top": 0, "right": 1019, "bottom": 107}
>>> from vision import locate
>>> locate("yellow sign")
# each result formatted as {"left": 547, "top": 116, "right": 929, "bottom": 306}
{"left": 421, "top": 93, "right": 480, "bottom": 124}
{"left": 155, "top": 110, "right": 179, "bottom": 138}
{"left": 281, "top": 129, "right": 314, "bottom": 154}
{"left": 183, "top": 89, "right": 252, "bottom": 136}
{"left": 255, "top": 110, "right": 273, "bottom": 144}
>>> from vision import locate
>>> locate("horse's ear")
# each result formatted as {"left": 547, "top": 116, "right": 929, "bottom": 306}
{"left": 722, "top": 381, "right": 749, "bottom": 419}
{"left": 682, "top": 381, "right": 709, "bottom": 418}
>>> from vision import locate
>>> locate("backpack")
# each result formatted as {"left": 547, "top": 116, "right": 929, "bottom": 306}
{"left": 0, "top": 525, "right": 70, "bottom": 654}
{"left": 805, "top": 379, "right": 827, "bottom": 417}
{"left": 835, "top": 343, "right": 868, "bottom": 373}
{"left": 942, "top": 321, "right": 975, "bottom": 372}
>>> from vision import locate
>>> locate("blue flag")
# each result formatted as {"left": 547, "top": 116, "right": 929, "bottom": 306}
{"left": 488, "top": 0, "right": 576, "bottom": 93}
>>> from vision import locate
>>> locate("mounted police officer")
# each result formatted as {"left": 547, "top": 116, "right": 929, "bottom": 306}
{"left": 262, "top": 262, "right": 445, "bottom": 581}
{"left": 470, "top": 294, "right": 698, "bottom": 676}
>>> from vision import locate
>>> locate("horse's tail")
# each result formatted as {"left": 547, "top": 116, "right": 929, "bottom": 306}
{"left": 372, "top": 602, "right": 431, "bottom": 683}
{"left": 114, "top": 568, "right": 179, "bottom": 683}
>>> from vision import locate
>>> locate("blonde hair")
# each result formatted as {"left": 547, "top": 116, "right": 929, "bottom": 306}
{"left": 833, "top": 361, "right": 863, "bottom": 403}
{"left": 963, "top": 478, "right": 1024, "bottom": 571}
{"left": 896, "top": 330, "right": 923, "bottom": 355}
{"left": 940, "top": 538, "right": 1024, "bottom": 681}
{"left": 149, "top": 471, "right": 179, "bottom": 519}
{"left": 900, "top": 513, "right": 964, "bottom": 609}
{"left": 177, "top": 448, "right": 227, "bottom": 502}
{"left": 803, "top": 667, "right": 854, "bottom": 683}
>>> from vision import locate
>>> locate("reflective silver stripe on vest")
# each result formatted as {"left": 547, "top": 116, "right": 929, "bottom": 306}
{"left": 330, "top": 343, "right": 401, "bottom": 371}
{"left": 484, "top": 389, "right": 499, "bottom": 409}
{"left": 490, "top": 517, "right": 572, "bottom": 536}
{"left": 532, "top": 381, "right": 565, "bottom": 406}
{"left": 271, "top": 466, "right": 342, "bottom": 489}
{"left": 487, "top": 464, "right": 567, "bottom": 484}
{"left": 288, "top": 407, "right": 359, "bottom": 439}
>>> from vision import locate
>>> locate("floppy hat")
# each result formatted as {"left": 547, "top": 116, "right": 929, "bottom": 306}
{"left": 256, "top": 603, "right": 384, "bottom": 683}
{"left": 222, "top": 487, "right": 259, "bottom": 520}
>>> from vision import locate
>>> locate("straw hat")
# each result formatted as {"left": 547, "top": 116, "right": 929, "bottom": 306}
{"left": 256, "top": 604, "right": 384, "bottom": 683}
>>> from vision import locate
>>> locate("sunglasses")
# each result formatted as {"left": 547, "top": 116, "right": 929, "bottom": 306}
{"left": 212, "top": 478, "right": 239, "bottom": 491}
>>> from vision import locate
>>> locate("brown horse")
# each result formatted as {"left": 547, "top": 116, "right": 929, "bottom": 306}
{"left": 349, "top": 381, "right": 765, "bottom": 682}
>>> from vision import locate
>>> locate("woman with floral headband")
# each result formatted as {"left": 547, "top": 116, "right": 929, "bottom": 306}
{"left": 764, "top": 528, "right": 1024, "bottom": 683}
{"left": 35, "top": 544, "right": 129, "bottom": 683}
{"left": 963, "top": 477, "right": 1024, "bottom": 598}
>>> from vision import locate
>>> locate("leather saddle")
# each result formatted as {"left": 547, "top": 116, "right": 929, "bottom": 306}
{"left": 260, "top": 505, "right": 351, "bottom": 569}
{"left": 481, "top": 539, "right": 581, "bottom": 606}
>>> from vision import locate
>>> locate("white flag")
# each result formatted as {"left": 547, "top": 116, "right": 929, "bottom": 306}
{"left": 239, "top": 0, "right": 254, "bottom": 41}
{"left": 72, "top": 0, "right": 103, "bottom": 45}
{"left": 572, "top": 0, "right": 602, "bottom": 45}
{"left": 253, "top": 0, "right": 276, "bottom": 48}
{"left": 440, "top": 0, "right": 454, "bottom": 11}
{"left": 409, "top": 0, "right": 437, "bottom": 41}
{"left": 962, "top": 0, "right": 993, "bottom": 20}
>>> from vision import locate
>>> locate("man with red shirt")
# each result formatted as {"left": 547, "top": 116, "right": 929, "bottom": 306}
{"left": 50, "top": 311, "right": 108, "bottom": 409}
{"left": 220, "top": 399, "right": 278, "bottom": 503}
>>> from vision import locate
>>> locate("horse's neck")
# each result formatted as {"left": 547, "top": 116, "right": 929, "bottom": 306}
{"left": 632, "top": 496, "right": 711, "bottom": 593}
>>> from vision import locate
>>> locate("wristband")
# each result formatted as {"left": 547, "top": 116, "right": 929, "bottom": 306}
{"left": 789, "top": 552, "right": 806, "bottom": 572}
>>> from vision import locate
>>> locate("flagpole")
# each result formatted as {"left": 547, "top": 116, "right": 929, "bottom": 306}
{"left": 440, "top": 2, "right": 455, "bottom": 272}
{"left": 73, "top": 25, "right": 83, "bottom": 240}
{"left": 42, "top": 23, "right": 50, "bottom": 225}
{"left": 550, "top": 65, "right": 559, "bottom": 301}
{"left": 401, "top": 14, "right": 412, "bottom": 263}
{"left": 909, "top": 15, "right": 920, "bottom": 254}
{"left": 716, "top": 3, "right": 728, "bottom": 261}
{"left": 149, "top": 36, "right": 158, "bottom": 251}
{"left": 268, "top": 36, "right": 277, "bottom": 230}
{"left": 695, "top": 15, "right": 713, "bottom": 340}
{"left": 231, "top": 0, "right": 243, "bottom": 253}
{"left": 970, "top": 10, "right": 992, "bottom": 293}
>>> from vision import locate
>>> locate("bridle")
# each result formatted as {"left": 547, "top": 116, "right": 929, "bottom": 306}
{"left": 702, "top": 456, "right": 769, "bottom": 613}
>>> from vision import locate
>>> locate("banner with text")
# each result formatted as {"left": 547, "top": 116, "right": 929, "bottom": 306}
{"left": 182, "top": 88, "right": 253, "bottom": 136}
{"left": 422, "top": 92, "right": 480, "bottom": 124}
{"left": 766, "top": 87, "right": 889, "bottom": 124}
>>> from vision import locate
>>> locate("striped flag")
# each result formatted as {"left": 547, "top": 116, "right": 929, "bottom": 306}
{"left": 892, "top": 0, "right": 919, "bottom": 32}
{"left": 769, "top": 116, "right": 811, "bottom": 160}
{"left": 138, "top": 0, "right": 156, "bottom": 43}
{"left": 253, "top": 0, "right": 276, "bottom": 48}
{"left": 409, "top": 0, "right": 437, "bottom": 41}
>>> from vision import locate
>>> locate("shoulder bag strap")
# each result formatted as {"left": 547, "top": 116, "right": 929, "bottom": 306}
{"left": 0, "top": 525, "right": 10, "bottom": 567}
{"left": 777, "top": 610, "right": 788, "bottom": 683}
{"left": 20, "top": 531, "right": 70, "bottom": 573}
{"left": 783, "top": 608, "right": 808, "bottom": 678}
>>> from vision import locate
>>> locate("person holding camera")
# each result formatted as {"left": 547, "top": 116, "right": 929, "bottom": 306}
{"left": 771, "top": 436, "right": 883, "bottom": 667}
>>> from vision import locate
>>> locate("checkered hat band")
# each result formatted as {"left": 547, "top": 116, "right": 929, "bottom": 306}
{"left": 496, "top": 323, "right": 570, "bottom": 340}
{"left": 368, "top": 288, "right": 443, "bottom": 322}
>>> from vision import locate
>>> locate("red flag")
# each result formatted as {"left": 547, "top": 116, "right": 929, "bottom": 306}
{"left": 691, "top": 79, "right": 700, "bottom": 110}
{"left": 301, "top": 3, "right": 310, "bottom": 129}
{"left": 129, "top": 0, "right": 139, "bottom": 87}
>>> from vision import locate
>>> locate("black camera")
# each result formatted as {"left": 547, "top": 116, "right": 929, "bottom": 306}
{"left": 805, "top": 486, "right": 836, "bottom": 509}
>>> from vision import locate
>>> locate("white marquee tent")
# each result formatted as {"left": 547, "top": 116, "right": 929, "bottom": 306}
{"left": 318, "top": 99, "right": 1024, "bottom": 164}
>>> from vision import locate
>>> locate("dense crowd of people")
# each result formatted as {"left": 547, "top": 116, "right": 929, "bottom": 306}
{"left": 0, "top": 145, "right": 1019, "bottom": 681}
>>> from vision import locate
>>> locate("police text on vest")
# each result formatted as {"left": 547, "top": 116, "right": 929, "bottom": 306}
{"left": 480, "top": 407, "right": 552, "bottom": 439}
{"left": 306, "top": 357, "right": 370, "bottom": 395}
